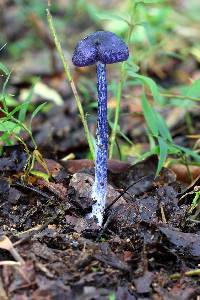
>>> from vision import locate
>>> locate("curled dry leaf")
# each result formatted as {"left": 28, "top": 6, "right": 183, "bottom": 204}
{"left": 169, "top": 163, "right": 200, "bottom": 183}
{"left": 0, "top": 236, "right": 24, "bottom": 264}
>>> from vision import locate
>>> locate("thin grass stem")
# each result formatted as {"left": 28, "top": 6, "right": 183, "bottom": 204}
{"left": 109, "top": 2, "right": 135, "bottom": 158}
{"left": 47, "top": 9, "right": 95, "bottom": 160}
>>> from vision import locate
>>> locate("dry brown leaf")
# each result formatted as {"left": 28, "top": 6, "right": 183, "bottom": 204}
{"left": 0, "top": 236, "right": 24, "bottom": 264}
{"left": 169, "top": 164, "right": 200, "bottom": 183}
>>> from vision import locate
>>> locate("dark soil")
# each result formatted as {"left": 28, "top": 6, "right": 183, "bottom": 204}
{"left": 0, "top": 147, "right": 199, "bottom": 300}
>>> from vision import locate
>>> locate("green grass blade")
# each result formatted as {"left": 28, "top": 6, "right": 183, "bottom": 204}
{"left": 156, "top": 113, "right": 173, "bottom": 142}
{"left": 18, "top": 84, "right": 35, "bottom": 123}
{"left": 128, "top": 71, "right": 162, "bottom": 103}
{"left": 29, "top": 102, "right": 47, "bottom": 131}
{"left": 156, "top": 137, "right": 168, "bottom": 176}
{"left": 0, "top": 120, "right": 21, "bottom": 133}
{"left": 141, "top": 93, "right": 159, "bottom": 137}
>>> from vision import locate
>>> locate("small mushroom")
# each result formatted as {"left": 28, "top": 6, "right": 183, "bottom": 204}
{"left": 72, "top": 31, "right": 129, "bottom": 225}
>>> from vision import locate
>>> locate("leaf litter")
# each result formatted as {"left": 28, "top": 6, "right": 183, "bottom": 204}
{"left": 1, "top": 1, "right": 200, "bottom": 298}
{"left": 0, "top": 147, "right": 199, "bottom": 299}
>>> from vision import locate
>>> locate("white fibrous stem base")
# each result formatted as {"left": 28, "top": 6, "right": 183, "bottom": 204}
{"left": 87, "top": 183, "right": 106, "bottom": 226}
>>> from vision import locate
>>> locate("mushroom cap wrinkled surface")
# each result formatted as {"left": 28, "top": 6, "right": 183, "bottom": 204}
{"left": 72, "top": 31, "right": 129, "bottom": 67}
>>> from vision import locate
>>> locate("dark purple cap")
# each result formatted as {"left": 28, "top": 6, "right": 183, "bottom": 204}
{"left": 72, "top": 31, "right": 129, "bottom": 67}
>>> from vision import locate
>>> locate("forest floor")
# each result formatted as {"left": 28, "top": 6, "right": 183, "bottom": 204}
{"left": 0, "top": 1, "right": 200, "bottom": 299}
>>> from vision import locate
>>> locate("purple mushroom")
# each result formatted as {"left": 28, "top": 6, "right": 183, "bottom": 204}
{"left": 72, "top": 31, "right": 129, "bottom": 225}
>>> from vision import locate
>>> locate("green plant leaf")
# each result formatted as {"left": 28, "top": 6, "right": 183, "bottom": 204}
{"left": 156, "top": 113, "right": 173, "bottom": 142}
{"left": 166, "top": 143, "right": 180, "bottom": 155}
{"left": 156, "top": 137, "right": 168, "bottom": 176}
{"left": 126, "top": 62, "right": 140, "bottom": 73}
{"left": 29, "top": 102, "right": 47, "bottom": 130}
{"left": 18, "top": 84, "right": 35, "bottom": 123}
{"left": 0, "top": 63, "right": 9, "bottom": 76}
{"left": 96, "top": 13, "right": 130, "bottom": 25}
{"left": 30, "top": 170, "right": 50, "bottom": 182}
{"left": 0, "top": 132, "right": 13, "bottom": 145}
{"left": 0, "top": 121, "right": 21, "bottom": 133}
{"left": 0, "top": 94, "right": 18, "bottom": 107}
{"left": 128, "top": 71, "right": 163, "bottom": 104}
{"left": 141, "top": 93, "right": 159, "bottom": 137}
{"left": 109, "top": 121, "right": 133, "bottom": 145}
{"left": 1, "top": 72, "right": 11, "bottom": 113}
{"left": 186, "top": 79, "right": 200, "bottom": 98}
{"left": 134, "top": 146, "right": 159, "bottom": 164}
{"left": 118, "top": 129, "right": 133, "bottom": 145}
{"left": 108, "top": 293, "right": 116, "bottom": 300}
{"left": 175, "top": 145, "right": 200, "bottom": 164}
{"left": 136, "top": 0, "right": 162, "bottom": 4}
{"left": 3, "top": 100, "right": 32, "bottom": 121}
{"left": 146, "top": 127, "right": 156, "bottom": 149}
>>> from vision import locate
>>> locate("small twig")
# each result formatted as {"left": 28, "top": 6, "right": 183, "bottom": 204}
{"left": 13, "top": 215, "right": 58, "bottom": 246}
{"left": 46, "top": 9, "right": 95, "bottom": 159}
{"left": 109, "top": 2, "right": 136, "bottom": 158}
{"left": 96, "top": 213, "right": 114, "bottom": 241}
{"left": 105, "top": 176, "right": 146, "bottom": 212}
{"left": 170, "top": 268, "right": 200, "bottom": 279}
{"left": 96, "top": 176, "right": 147, "bottom": 240}
{"left": 160, "top": 205, "right": 167, "bottom": 223}
{"left": 161, "top": 93, "right": 200, "bottom": 102}
{"left": 12, "top": 182, "right": 52, "bottom": 200}
{"left": 185, "top": 269, "right": 200, "bottom": 276}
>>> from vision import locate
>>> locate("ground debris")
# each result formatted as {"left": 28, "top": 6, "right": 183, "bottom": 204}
{"left": 133, "top": 271, "right": 154, "bottom": 294}
{"left": 159, "top": 226, "right": 200, "bottom": 261}
{"left": 0, "top": 152, "right": 199, "bottom": 299}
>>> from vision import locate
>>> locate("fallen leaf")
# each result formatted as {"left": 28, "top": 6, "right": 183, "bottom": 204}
{"left": 0, "top": 236, "right": 24, "bottom": 264}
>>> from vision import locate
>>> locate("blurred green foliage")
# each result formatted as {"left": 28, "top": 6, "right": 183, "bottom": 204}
{"left": 1, "top": 0, "right": 200, "bottom": 173}
{"left": 1, "top": 0, "right": 199, "bottom": 61}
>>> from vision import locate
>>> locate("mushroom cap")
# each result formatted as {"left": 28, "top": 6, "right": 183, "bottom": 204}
{"left": 72, "top": 31, "right": 129, "bottom": 67}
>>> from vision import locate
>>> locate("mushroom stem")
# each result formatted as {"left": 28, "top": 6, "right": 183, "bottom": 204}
{"left": 89, "top": 62, "right": 108, "bottom": 225}
{"left": 72, "top": 31, "right": 129, "bottom": 226}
